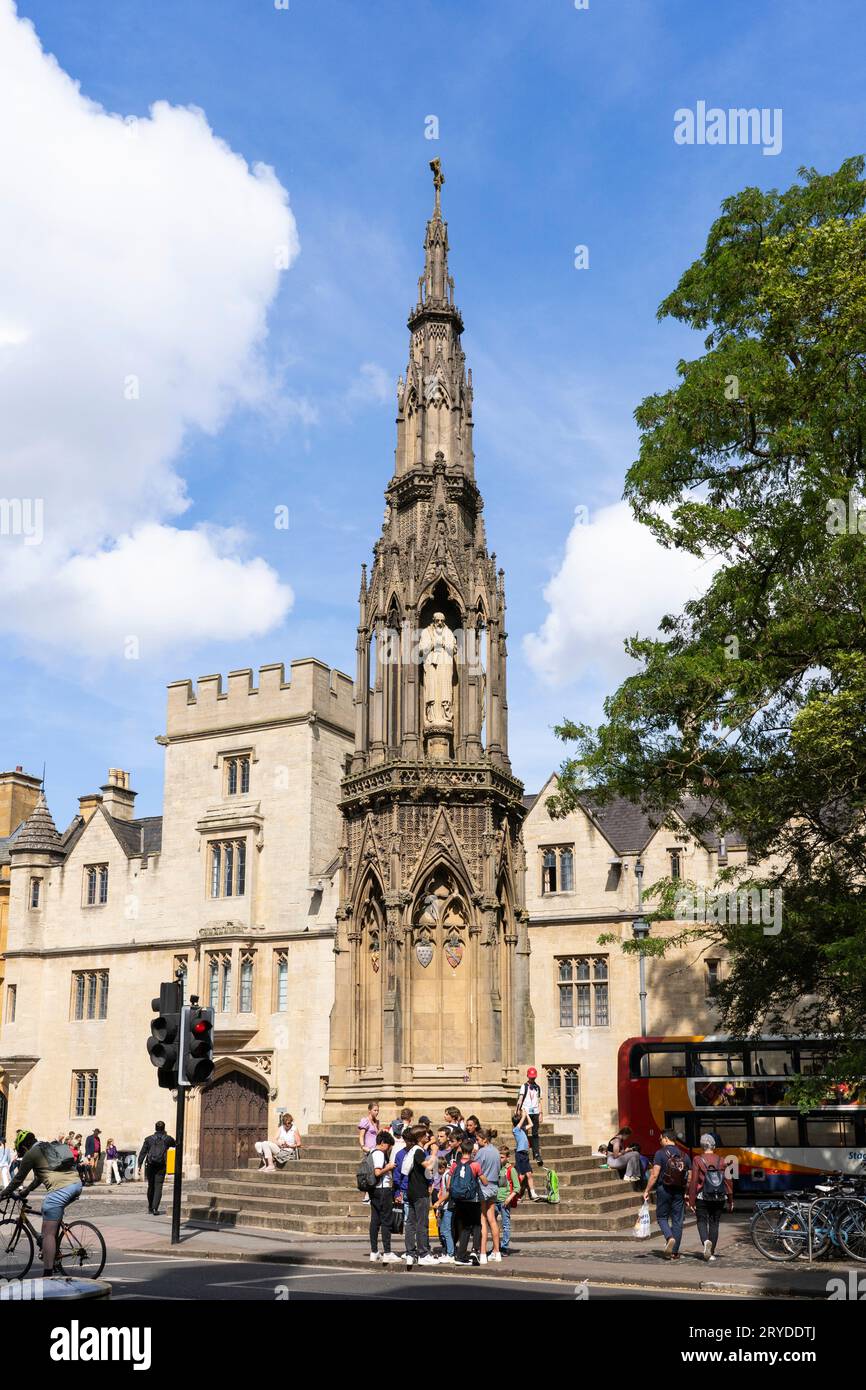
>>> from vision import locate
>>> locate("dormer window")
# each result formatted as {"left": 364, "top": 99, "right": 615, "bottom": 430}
{"left": 541, "top": 845, "right": 574, "bottom": 895}
{"left": 84, "top": 864, "right": 109, "bottom": 907}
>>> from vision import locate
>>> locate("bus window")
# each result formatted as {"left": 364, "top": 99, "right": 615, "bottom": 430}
{"left": 752, "top": 1048, "right": 795, "bottom": 1077}
{"left": 694, "top": 1051, "right": 745, "bottom": 1078}
{"left": 798, "top": 1050, "right": 831, "bottom": 1077}
{"left": 805, "top": 1118, "right": 856, "bottom": 1147}
{"left": 754, "top": 1114, "right": 799, "bottom": 1146}
{"left": 642, "top": 1051, "right": 686, "bottom": 1077}
{"left": 709, "top": 1118, "right": 749, "bottom": 1146}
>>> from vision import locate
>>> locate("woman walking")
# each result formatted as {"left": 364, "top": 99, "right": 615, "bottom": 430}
{"left": 687, "top": 1132, "right": 733, "bottom": 1261}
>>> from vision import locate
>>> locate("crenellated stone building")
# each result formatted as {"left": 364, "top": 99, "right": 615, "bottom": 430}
{"left": 0, "top": 167, "right": 739, "bottom": 1170}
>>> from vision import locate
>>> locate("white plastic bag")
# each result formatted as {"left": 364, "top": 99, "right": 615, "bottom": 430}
{"left": 633, "top": 1201, "right": 651, "bottom": 1239}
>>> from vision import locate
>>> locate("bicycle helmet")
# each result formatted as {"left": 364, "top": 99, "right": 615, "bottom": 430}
{"left": 14, "top": 1128, "right": 35, "bottom": 1154}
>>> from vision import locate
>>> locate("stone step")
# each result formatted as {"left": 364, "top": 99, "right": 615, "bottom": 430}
{"left": 181, "top": 1201, "right": 637, "bottom": 1236}
{"left": 238, "top": 1152, "right": 606, "bottom": 1180}
{"left": 199, "top": 1172, "right": 637, "bottom": 1207}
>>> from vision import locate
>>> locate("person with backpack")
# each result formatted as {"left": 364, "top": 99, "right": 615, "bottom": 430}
{"left": 363, "top": 1130, "right": 400, "bottom": 1263}
{"left": 687, "top": 1133, "right": 733, "bottom": 1261}
{"left": 516, "top": 1067, "right": 544, "bottom": 1164}
{"left": 449, "top": 1137, "right": 483, "bottom": 1265}
{"left": 642, "top": 1129, "right": 692, "bottom": 1258}
{"left": 475, "top": 1128, "right": 502, "bottom": 1264}
{"left": 138, "top": 1120, "right": 175, "bottom": 1216}
{"left": 400, "top": 1125, "right": 438, "bottom": 1266}
{"left": 1, "top": 1129, "right": 82, "bottom": 1278}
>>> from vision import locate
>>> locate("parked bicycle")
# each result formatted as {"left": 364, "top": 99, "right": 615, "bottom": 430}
{"left": 0, "top": 1195, "right": 106, "bottom": 1280}
{"left": 750, "top": 1174, "right": 866, "bottom": 1263}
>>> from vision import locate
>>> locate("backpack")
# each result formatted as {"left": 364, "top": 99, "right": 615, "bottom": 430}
{"left": 698, "top": 1155, "right": 726, "bottom": 1203}
{"left": 661, "top": 1148, "right": 689, "bottom": 1190}
{"left": 147, "top": 1133, "right": 170, "bottom": 1166}
{"left": 545, "top": 1168, "right": 560, "bottom": 1204}
{"left": 37, "top": 1142, "right": 76, "bottom": 1174}
{"left": 356, "top": 1150, "right": 378, "bottom": 1193}
{"left": 449, "top": 1159, "right": 481, "bottom": 1203}
{"left": 401, "top": 1144, "right": 421, "bottom": 1179}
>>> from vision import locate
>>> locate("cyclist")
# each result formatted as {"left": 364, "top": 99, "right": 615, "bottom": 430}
{"left": 0, "top": 1129, "right": 82, "bottom": 1277}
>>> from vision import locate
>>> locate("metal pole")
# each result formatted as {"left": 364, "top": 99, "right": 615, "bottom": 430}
{"left": 171, "top": 1083, "right": 185, "bottom": 1246}
{"left": 638, "top": 950, "right": 647, "bottom": 1038}
{"left": 634, "top": 859, "right": 648, "bottom": 1037}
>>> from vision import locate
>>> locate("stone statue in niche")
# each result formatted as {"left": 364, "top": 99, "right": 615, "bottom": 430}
{"left": 419, "top": 612, "right": 457, "bottom": 726}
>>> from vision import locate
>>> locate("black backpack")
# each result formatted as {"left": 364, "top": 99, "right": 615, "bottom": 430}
{"left": 356, "top": 1151, "right": 378, "bottom": 1193}
{"left": 147, "top": 1133, "right": 170, "bottom": 1166}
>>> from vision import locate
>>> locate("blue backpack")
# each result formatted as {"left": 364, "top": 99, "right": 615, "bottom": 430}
{"left": 449, "top": 1159, "right": 481, "bottom": 1203}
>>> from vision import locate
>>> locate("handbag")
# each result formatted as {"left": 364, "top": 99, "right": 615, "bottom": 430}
{"left": 391, "top": 1202, "right": 405, "bottom": 1234}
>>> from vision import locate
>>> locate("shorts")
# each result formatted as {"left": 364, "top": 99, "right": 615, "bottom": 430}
{"left": 515, "top": 1151, "right": 532, "bottom": 1176}
{"left": 41, "top": 1182, "right": 83, "bottom": 1222}
{"left": 479, "top": 1181, "right": 498, "bottom": 1201}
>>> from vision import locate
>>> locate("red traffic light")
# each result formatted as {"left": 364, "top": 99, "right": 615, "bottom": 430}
{"left": 192, "top": 1020, "right": 210, "bottom": 1037}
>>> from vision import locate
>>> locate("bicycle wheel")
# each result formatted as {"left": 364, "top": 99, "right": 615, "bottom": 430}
{"left": 56, "top": 1220, "right": 106, "bottom": 1278}
{"left": 0, "top": 1218, "right": 35, "bottom": 1280}
{"left": 838, "top": 1199, "right": 866, "bottom": 1262}
{"left": 750, "top": 1205, "right": 802, "bottom": 1261}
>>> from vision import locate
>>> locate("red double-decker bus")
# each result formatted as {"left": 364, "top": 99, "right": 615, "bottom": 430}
{"left": 618, "top": 1035, "right": 866, "bottom": 1193}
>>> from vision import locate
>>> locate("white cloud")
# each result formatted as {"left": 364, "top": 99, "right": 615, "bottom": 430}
{"left": 524, "top": 500, "right": 714, "bottom": 686}
{"left": 346, "top": 360, "right": 392, "bottom": 407}
{"left": 0, "top": 0, "right": 296, "bottom": 656}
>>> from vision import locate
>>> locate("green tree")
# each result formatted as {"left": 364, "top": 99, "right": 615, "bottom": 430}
{"left": 550, "top": 159, "right": 866, "bottom": 1100}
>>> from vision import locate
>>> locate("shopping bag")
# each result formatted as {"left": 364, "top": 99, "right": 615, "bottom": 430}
{"left": 633, "top": 1201, "right": 651, "bottom": 1239}
{"left": 428, "top": 1204, "right": 440, "bottom": 1239}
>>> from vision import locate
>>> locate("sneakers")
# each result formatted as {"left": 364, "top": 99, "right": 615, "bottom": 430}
{"left": 454, "top": 1258, "right": 472, "bottom": 1265}
{"left": 438, "top": 1254, "right": 456, "bottom": 1264}
{"left": 708, "top": 1254, "right": 717, "bottom": 1262}
{"left": 664, "top": 1236, "right": 676, "bottom": 1259}
{"left": 479, "top": 1252, "right": 488, "bottom": 1265}
{"left": 703, "top": 1239, "right": 713, "bottom": 1262}
{"left": 403, "top": 1253, "right": 416, "bottom": 1267}
{"left": 381, "top": 1252, "right": 400, "bottom": 1264}
{"left": 468, "top": 1252, "right": 480, "bottom": 1266}
{"left": 489, "top": 1251, "right": 502, "bottom": 1263}
{"left": 369, "top": 1251, "right": 381, "bottom": 1262}
{"left": 419, "top": 1254, "right": 438, "bottom": 1266}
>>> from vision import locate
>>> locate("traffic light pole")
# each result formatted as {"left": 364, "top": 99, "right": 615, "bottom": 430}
{"left": 171, "top": 1079, "right": 186, "bottom": 1246}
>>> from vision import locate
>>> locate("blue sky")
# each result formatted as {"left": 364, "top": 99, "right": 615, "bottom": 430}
{"left": 2, "top": 0, "right": 863, "bottom": 825}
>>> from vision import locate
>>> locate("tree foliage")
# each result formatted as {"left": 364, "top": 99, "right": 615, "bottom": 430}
{"left": 551, "top": 159, "right": 866, "bottom": 1097}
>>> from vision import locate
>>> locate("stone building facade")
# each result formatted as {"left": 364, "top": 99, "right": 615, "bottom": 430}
{"left": 524, "top": 775, "right": 743, "bottom": 1145}
{"left": 0, "top": 767, "right": 42, "bottom": 1136}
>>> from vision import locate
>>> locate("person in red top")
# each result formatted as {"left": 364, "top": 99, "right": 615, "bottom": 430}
{"left": 687, "top": 1133, "right": 734, "bottom": 1261}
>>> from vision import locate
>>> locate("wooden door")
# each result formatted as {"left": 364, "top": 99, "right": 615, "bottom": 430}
{"left": 199, "top": 1070, "right": 268, "bottom": 1174}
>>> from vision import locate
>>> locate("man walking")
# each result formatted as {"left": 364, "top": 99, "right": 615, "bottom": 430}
{"left": 516, "top": 1067, "right": 544, "bottom": 1164}
{"left": 643, "top": 1129, "right": 692, "bottom": 1258}
{"left": 83, "top": 1128, "right": 101, "bottom": 1185}
{"left": 138, "top": 1120, "right": 175, "bottom": 1216}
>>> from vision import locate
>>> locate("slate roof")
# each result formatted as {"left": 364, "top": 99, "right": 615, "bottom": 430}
{"left": 525, "top": 785, "right": 745, "bottom": 857}
{"left": 12, "top": 793, "right": 63, "bottom": 855}
{"left": 0, "top": 825, "right": 23, "bottom": 866}
{"left": 104, "top": 814, "right": 163, "bottom": 859}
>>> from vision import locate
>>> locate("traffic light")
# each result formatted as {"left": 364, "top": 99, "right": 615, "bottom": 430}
{"left": 180, "top": 1004, "right": 214, "bottom": 1087}
{"left": 147, "top": 981, "right": 182, "bottom": 1089}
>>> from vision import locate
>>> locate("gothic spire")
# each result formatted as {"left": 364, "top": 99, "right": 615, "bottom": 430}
{"left": 397, "top": 161, "right": 473, "bottom": 478}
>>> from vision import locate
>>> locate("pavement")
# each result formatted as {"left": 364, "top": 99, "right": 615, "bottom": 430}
{"left": 65, "top": 1187, "right": 862, "bottom": 1299}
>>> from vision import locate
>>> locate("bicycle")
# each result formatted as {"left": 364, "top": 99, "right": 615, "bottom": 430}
{"left": 0, "top": 1194, "right": 106, "bottom": 1280}
{"left": 750, "top": 1176, "right": 866, "bottom": 1263}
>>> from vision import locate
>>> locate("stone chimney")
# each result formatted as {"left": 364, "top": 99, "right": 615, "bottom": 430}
{"left": 0, "top": 766, "right": 42, "bottom": 836}
{"left": 78, "top": 792, "right": 103, "bottom": 823}
{"left": 99, "top": 769, "right": 136, "bottom": 822}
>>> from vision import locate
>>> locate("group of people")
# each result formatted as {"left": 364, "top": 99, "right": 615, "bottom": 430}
{"left": 0, "top": 1128, "right": 123, "bottom": 1188}
{"left": 603, "top": 1125, "right": 734, "bottom": 1260}
{"left": 357, "top": 1069, "right": 549, "bottom": 1268}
